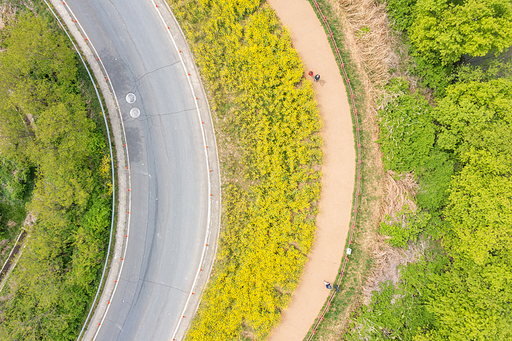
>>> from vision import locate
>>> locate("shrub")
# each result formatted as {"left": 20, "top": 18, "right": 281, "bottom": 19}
{"left": 416, "top": 148, "right": 455, "bottom": 213}
{"left": 387, "top": 0, "right": 418, "bottom": 31}
{"left": 377, "top": 78, "right": 435, "bottom": 173}
{"left": 379, "top": 205, "right": 428, "bottom": 248}
{"left": 347, "top": 256, "right": 447, "bottom": 341}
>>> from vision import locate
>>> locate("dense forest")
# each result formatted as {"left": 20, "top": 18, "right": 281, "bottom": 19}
{"left": 346, "top": 0, "right": 512, "bottom": 339}
{"left": 0, "top": 9, "right": 112, "bottom": 341}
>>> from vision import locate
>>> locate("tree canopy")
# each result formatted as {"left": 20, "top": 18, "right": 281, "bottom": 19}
{"left": 427, "top": 257, "right": 512, "bottom": 340}
{"left": 410, "top": 0, "right": 512, "bottom": 65}
{"left": 434, "top": 78, "right": 512, "bottom": 158}
{"left": 432, "top": 78, "right": 512, "bottom": 264}
{"left": 0, "top": 12, "right": 112, "bottom": 340}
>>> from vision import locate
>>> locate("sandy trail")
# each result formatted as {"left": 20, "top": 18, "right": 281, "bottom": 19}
{"left": 266, "top": 0, "right": 355, "bottom": 340}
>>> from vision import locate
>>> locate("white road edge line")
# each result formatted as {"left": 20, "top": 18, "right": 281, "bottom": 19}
{"left": 43, "top": 1, "right": 133, "bottom": 340}
{"left": 149, "top": 2, "right": 214, "bottom": 340}
{"left": 47, "top": 1, "right": 214, "bottom": 339}
{"left": 58, "top": 1, "right": 214, "bottom": 340}
{"left": 58, "top": 4, "right": 135, "bottom": 340}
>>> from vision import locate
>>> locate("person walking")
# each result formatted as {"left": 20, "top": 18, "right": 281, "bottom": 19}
{"left": 324, "top": 280, "right": 332, "bottom": 289}
{"left": 314, "top": 74, "right": 320, "bottom": 82}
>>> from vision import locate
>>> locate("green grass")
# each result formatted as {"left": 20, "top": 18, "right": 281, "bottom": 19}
{"left": 303, "top": 0, "right": 384, "bottom": 339}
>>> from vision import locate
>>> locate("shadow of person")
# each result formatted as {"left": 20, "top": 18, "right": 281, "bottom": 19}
{"left": 319, "top": 79, "right": 327, "bottom": 86}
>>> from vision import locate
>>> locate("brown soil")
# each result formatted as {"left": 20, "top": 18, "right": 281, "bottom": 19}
{"left": 23, "top": 212, "right": 36, "bottom": 228}
{"left": 0, "top": 4, "right": 16, "bottom": 31}
{"left": 266, "top": 1, "right": 356, "bottom": 340}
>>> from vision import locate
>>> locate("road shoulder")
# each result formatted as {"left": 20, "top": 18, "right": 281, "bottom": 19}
{"left": 47, "top": 1, "right": 130, "bottom": 339}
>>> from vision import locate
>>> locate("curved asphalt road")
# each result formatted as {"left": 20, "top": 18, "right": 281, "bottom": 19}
{"left": 65, "top": 1, "right": 209, "bottom": 339}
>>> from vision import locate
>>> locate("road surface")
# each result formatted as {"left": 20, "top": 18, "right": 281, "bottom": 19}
{"left": 65, "top": 0, "right": 210, "bottom": 339}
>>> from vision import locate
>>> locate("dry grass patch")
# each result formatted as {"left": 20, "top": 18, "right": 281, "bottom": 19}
{"left": 328, "top": 0, "right": 396, "bottom": 113}
{"left": 305, "top": 0, "right": 429, "bottom": 338}
{"left": 362, "top": 171, "right": 422, "bottom": 304}
{"left": 382, "top": 171, "right": 417, "bottom": 219}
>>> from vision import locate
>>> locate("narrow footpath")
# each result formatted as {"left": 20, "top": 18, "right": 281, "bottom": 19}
{"left": 266, "top": 0, "right": 355, "bottom": 340}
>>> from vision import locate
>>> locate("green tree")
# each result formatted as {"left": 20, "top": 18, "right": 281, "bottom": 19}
{"left": 427, "top": 76, "right": 512, "bottom": 340}
{"left": 445, "top": 150, "right": 512, "bottom": 265}
{"left": 29, "top": 102, "right": 94, "bottom": 212}
{"left": 410, "top": 0, "right": 512, "bottom": 65}
{"left": 434, "top": 78, "right": 512, "bottom": 158}
{"left": 427, "top": 257, "right": 512, "bottom": 340}
{"left": 0, "top": 12, "right": 76, "bottom": 160}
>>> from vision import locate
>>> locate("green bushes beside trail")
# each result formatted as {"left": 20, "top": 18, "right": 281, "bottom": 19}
{"left": 0, "top": 11, "right": 112, "bottom": 340}
{"left": 377, "top": 78, "right": 435, "bottom": 173}
{"left": 344, "top": 0, "right": 512, "bottom": 337}
{"left": 352, "top": 75, "right": 512, "bottom": 340}
{"left": 169, "top": 0, "right": 322, "bottom": 339}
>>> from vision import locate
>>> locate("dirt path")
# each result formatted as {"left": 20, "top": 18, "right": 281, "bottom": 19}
{"left": 266, "top": 0, "right": 355, "bottom": 340}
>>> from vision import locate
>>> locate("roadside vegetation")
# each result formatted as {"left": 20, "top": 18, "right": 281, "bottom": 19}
{"left": 0, "top": 5, "right": 113, "bottom": 340}
{"left": 302, "top": 0, "right": 512, "bottom": 339}
{"left": 169, "top": 0, "right": 323, "bottom": 339}
{"left": 351, "top": 65, "right": 512, "bottom": 340}
{"left": 0, "top": 156, "right": 33, "bottom": 266}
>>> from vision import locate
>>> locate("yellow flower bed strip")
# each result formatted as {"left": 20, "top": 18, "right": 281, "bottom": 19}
{"left": 169, "top": 0, "right": 323, "bottom": 339}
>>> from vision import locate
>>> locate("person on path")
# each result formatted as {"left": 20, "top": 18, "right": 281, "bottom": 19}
{"left": 308, "top": 71, "right": 314, "bottom": 77}
{"left": 314, "top": 74, "right": 320, "bottom": 82}
{"left": 323, "top": 280, "right": 332, "bottom": 289}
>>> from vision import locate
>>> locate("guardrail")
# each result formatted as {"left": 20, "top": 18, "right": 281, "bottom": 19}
{"left": 42, "top": 2, "right": 128, "bottom": 340}
{"left": 0, "top": 229, "right": 28, "bottom": 292}
{"left": 44, "top": 2, "right": 220, "bottom": 341}
{"left": 305, "top": 0, "right": 363, "bottom": 339}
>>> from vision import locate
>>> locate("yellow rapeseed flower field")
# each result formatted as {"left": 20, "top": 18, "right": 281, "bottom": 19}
{"left": 169, "top": 0, "right": 323, "bottom": 339}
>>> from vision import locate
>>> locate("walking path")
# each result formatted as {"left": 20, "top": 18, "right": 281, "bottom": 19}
{"left": 266, "top": 0, "right": 355, "bottom": 340}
